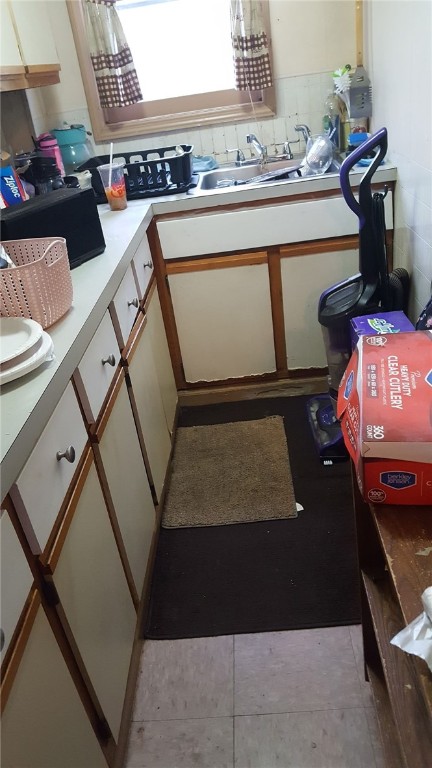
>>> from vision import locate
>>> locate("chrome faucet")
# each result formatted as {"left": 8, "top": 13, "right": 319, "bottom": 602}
{"left": 226, "top": 147, "right": 246, "bottom": 165}
{"left": 246, "top": 133, "right": 267, "bottom": 163}
{"left": 294, "top": 124, "right": 312, "bottom": 146}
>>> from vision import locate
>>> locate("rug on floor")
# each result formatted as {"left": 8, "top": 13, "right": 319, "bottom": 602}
{"left": 161, "top": 415, "right": 297, "bottom": 528}
{"left": 143, "top": 395, "right": 361, "bottom": 639}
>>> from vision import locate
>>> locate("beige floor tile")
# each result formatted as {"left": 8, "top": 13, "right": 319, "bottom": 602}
{"left": 349, "top": 624, "right": 375, "bottom": 707}
{"left": 132, "top": 636, "right": 234, "bottom": 721}
{"left": 125, "top": 717, "right": 234, "bottom": 768}
{"left": 234, "top": 709, "right": 377, "bottom": 768}
{"left": 234, "top": 627, "right": 364, "bottom": 715}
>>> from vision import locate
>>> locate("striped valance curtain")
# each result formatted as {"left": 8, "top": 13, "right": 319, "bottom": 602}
{"left": 83, "top": 0, "right": 142, "bottom": 108}
{"left": 230, "top": 0, "right": 273, "bottom": 91}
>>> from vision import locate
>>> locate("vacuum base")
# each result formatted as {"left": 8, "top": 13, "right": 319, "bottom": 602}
{"left": 306, "top": 394, "right": 349, "bottom": 465}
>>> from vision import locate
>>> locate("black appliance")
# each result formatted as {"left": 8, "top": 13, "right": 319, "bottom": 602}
{"left": 307, "top": 128, "right": 410, "bottom": 464}
{"left": 0, "top": 187, "right": 106, "bottom": 269}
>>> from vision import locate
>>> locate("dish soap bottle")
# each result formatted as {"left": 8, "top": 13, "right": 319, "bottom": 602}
{"left": 322, "top": 92, "right": 340, "bottom": 149}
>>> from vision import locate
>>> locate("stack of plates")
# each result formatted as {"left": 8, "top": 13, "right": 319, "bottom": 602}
{"left": 0, "top": 318, "right": 55, "bottom": 386}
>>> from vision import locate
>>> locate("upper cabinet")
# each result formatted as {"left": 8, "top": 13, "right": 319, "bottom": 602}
{"left": 0, "top": 0, "right": 60, "bottom": 91}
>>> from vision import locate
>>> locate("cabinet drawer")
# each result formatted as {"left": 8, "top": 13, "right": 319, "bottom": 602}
{"left": 73, "top": 311, "right": 120, "bottom": 424}
{"left": 131, "top": 233, "right": 153, "bottom": 301}
{"left": 0, "top": 505, "right": 33, "bottom": 665}
{"left": 10, "top": 382, "right": 88, "bottom": 555}
{"left": 157, "top": 193, "right": 393, "bottom": 258}
{"left": 109, "top": 264, "right": 141, "bottom": 350}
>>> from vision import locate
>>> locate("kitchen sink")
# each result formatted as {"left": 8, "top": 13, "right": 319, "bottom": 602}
{"left": 188, "top": 157, "right": 341, "bottom": 195}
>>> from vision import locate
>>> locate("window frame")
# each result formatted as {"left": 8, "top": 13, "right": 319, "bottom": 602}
{"left": 66, "top": 0, "right": 275, "bottom": 143}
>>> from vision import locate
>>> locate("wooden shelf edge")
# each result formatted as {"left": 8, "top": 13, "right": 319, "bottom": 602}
{"left": 362, "top": 571, "right": 432, "bottom": 767}
{"left": 366, "top": 664, "right": 405, "bottom": 768}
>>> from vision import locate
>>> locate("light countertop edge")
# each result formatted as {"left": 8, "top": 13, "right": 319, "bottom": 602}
{"left": 0, "top": 162, "right": 397, "bottom": 499}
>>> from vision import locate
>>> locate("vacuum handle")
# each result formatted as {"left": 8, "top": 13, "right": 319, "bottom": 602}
{"left": 339, "top": 128, "right": 388, "bottom": 224}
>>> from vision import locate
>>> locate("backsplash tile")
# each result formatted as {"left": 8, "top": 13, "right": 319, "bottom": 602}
{"left": 40, "top": 72, "right": 332, "bottom": 164}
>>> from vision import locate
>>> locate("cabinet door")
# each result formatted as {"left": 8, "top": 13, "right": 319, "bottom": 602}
{"left": 131, "top": 232, "right": 153, "bottom": 301}
{"left": 1, "top": 593, "right": 107, "bottom": 768}
{"left": 96, "top": 373, "right": 156, "bottom": 601}
{"left": 168, "top": 257, "right": 276, "bottom": 382}
{"left": 9, "top": 0, "right": 59, "bottom": 67}
{"left": 145, "top": 284, "right": 177, "bottom": 434}
{"left": 109, "top": 263, "right": 141, "bottom": 350}
{"left": 48, "top": 451, "right": 137, "bottom": 742}
{"left": 73, "top": 309, "right": 120, "bottom": 424}
{"left": 0, "top": 1, "right": 24, "bottom": 71}
{"left": 126, "top": 316, "right": 172, "bottom": 501}
{"left": 281, "top": 247, "right": 359, "bottom": 370}
{"left": 0, "top": 502, "right": 33, "bottom": 665}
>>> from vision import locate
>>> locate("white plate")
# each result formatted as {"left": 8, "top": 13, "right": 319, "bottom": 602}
{"left": 0, "top": 317, "right": 43, "bottom": 364}
{"left": 0, "top": 331, "right": 54, "bottom": 386}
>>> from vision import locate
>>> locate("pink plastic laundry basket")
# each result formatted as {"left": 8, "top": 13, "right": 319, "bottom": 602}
{"left": 0, "top": 237, "right": 73, "bottom": 329}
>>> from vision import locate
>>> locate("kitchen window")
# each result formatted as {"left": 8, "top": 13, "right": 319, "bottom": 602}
{"left": 67, "top": 0, "right": 275, "bottom": 142}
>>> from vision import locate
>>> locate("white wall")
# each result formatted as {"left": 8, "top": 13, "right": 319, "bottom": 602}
{"left": 366, "top": 0, "right": 432, "bottom": 323}
{"left": 28, "top": 0, "right": 356, "bottom": 161}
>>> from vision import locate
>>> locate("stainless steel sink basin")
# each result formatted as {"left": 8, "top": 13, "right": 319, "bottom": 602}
{"left": 188, "top": 157, "right": 341, "bottom": 195}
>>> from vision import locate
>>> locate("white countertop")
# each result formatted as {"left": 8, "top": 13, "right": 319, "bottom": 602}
{"left": 0, "top": 161, "right": 397, "bottom": 499}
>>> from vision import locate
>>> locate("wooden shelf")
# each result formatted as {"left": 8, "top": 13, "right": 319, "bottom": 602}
{"left": 353, "top": 482, "right": 432, "bottom": 768}
{"left": 362, "top": 571, "right": 432, "bottom": 767}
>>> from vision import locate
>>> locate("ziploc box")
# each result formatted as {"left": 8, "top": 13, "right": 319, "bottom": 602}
{"left": 350, "top": 311, "right": 415, "bottom": 347}
{"left": 0, "top": 166, "right": 27, "bottom": 207}
{"left": 337, "top": 331, "right": 432, "bottom": 505}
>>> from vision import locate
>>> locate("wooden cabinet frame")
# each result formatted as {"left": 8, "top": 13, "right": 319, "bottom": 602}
{"left": 353, "top": 481, "right": 432, "bottom": 767}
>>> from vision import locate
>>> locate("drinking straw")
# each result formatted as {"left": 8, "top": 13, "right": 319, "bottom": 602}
{"left": 108, "top": 142, "right": 114, "bottom": 189}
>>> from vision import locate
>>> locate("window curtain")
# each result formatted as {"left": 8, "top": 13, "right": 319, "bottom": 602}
{"left": 83, "top": 0, "right": 142, "bottom": 108}
{"left": 230, "top": 0, "right": 273, "bottom": 91}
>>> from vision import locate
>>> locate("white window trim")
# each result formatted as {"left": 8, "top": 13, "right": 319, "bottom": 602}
{"left": 66, "top": 0, "right": 275, "bottom": 143}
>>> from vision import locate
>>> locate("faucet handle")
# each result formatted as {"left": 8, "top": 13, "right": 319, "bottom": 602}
{"left": 294, "top": 124, "right": 312, "bottom": 145}
{"left": 226, "top": 148, "right": 245, "bottom": 164}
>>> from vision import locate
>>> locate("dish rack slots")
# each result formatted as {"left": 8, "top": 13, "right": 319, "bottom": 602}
{"left": 78, "top": 144, "right": 195, "bottom": 202}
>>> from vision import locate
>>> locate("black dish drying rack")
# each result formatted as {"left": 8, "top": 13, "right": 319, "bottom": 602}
{"left": 77, "top": 144, "right": 195, "bottom": 202}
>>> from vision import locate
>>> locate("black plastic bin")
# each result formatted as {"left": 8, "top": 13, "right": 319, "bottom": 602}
{"left": 77, "top": 144, "right": 195, "bottom": 202}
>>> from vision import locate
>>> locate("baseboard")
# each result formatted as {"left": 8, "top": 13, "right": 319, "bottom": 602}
{"left": 177, "top": 376, "right": 328, "bottom": 407}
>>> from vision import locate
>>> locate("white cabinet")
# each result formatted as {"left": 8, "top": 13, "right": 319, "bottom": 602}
{"left": 1, "top": 592, "right": 108, "bottom": 768}
{"left": 145, "top": 284, "right": 177, "bottom": 434}
{"left": 281, "top": 246, "right": 359, "bottom": 370}
{"left": 157, "top": 194, "right": 393, "bottom": 259}
{"left": 0, "top": 503, "right": 33, "bottom": 665}
{"left": 0, "top": 0, "right": 61, "bottom": 90}
{"left": 109, "top": 263, "right": 141, "bottom": 350}
{"left": 167, "top": 255, "right": 276, "bottom": 382}
{"left": 46, "top": 449, "right": 137, "bottom": 742}
{"left": 0, "top": 1, "right": 23, "bottom": 71}
{"left": 8, "top": 0, "right": 59, "bottom": 67}
{"left": 131, "top": 232, "right": 154, "bottom": 301}
{"left": 73, "top": 309, "right": 120, "bottom": 424}
{"left": 93, "top": 370, "right": 156, "bottom": 603}
{"left": 126, "top": 313, "right": 172, "bottom": 501}
{"left": 10, "top": 382, "right": 88, "bottom": 556}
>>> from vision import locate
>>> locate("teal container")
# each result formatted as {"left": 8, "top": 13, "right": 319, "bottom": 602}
{"left": 50, "top": 124, "right": 93, "bottom": 174}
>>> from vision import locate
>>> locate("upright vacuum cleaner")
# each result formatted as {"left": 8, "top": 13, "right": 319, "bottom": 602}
{"left": 307, "top": 127, "right": 410, "bottom": 464}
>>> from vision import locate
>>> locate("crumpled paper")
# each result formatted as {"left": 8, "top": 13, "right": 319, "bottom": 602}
{"left": 390, "top": 586, "right": 432, "bottom": 672}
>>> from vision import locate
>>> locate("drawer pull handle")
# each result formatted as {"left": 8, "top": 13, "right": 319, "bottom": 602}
{"left": 144, "top": 260, "right": 153, "bottom": 269}
{"left": 56, "top": 446, "right": 76, "bottom": 463}
{"left": 128, "top": 298, "right": 139, "bottom": 308}
{"left": 102, "top": 354, "right": 116, "bottom": 367}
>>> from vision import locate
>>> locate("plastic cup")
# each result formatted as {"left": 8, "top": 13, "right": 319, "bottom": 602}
{"left": 97, "top": 161, "right": 127, "bottom": 210}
